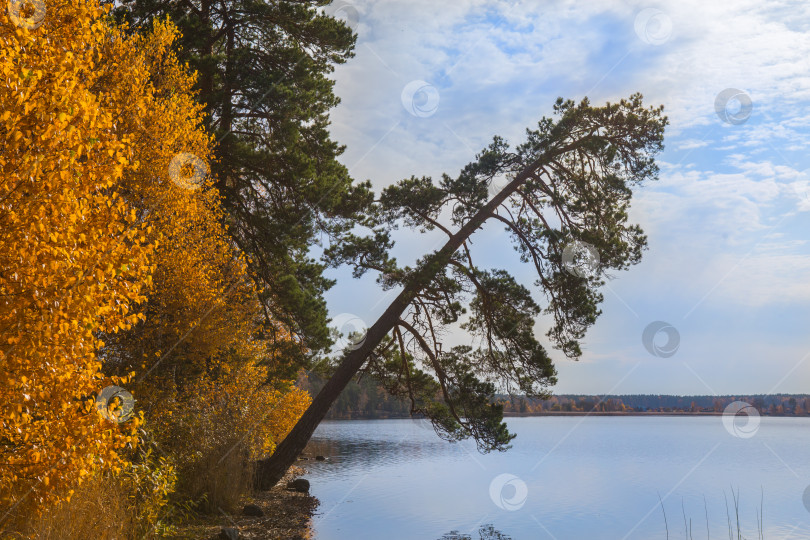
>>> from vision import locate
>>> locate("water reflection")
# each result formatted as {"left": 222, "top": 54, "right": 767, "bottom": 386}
{"left": 306, "top": 418, "right": 810, "bottom": 539}
{"left": 304, "top": 422, "right": 451, "bottom": 473}
{"left": 439, "top": 524, "right": 511, "bottom": 540}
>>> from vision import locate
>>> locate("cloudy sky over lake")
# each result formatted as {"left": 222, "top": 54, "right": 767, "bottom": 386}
{"left": 321, "top": 0, "right": 810, "bottom": 395}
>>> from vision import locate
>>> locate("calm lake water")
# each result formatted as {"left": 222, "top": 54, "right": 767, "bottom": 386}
{"left": 302, "top": 416, "right": 810, "bottom": 539}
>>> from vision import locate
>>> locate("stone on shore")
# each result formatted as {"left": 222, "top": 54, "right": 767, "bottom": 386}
{"left": 243, "top": 503, "right": 264, "bottom": 517}
{"left": 287, "top": 478, "right": 310, "bottom": 493}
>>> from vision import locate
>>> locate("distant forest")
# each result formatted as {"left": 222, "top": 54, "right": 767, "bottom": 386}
{"left": 299, "top": 373, "right": 810, "bottom": 419}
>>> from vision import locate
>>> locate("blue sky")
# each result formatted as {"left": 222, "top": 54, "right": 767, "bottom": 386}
{"left": 320, "top": 0, "right": 810, "bottom": 395}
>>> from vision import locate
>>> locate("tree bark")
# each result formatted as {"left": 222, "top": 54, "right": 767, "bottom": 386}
{"left": 254, "top": 149, "right": 565, "bottom": 489}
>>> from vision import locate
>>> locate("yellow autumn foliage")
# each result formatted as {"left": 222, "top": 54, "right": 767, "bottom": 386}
{"left": 1, "top": 0, "right": 310, "bottom": 527}
{"left": 0, "top": 0, "right": 154, "bottom": 512}
{"left": 98, "top": 16, "right": 261, "bottom": 385}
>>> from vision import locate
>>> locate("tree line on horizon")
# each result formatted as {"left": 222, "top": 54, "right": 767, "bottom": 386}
{"left": 302, "top": 374, "right": 810, "bottom": 418}
{"left": 503, "top": 393, "right": 810, "bottom": 415}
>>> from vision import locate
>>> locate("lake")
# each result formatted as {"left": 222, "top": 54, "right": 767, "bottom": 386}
{"left": 302, "top": 416, "right": 810, "bottom": 539}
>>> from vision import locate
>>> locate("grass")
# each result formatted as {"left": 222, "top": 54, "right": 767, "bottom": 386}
{"left": 659, "top": 488, "right": 765, "bottom": 540}
{"left": 21, "top": 474, "right": 137, "bottom": 540}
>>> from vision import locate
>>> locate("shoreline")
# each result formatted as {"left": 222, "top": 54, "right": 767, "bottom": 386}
{"left": 173, "top": 465, "right": 317, "bottom": 540}
{"left": 504, "top": 411, "right": 725, "bottom": 416}
{"left": 319, "top": 410, "right": 809, "bottom": 420}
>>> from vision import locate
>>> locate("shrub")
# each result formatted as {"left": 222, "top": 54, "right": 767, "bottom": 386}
{"left": 20, "top": 445, "right": 175, "bottom": 540}
{"left": 148, "top": 361, "right": 310, "bottom": 513}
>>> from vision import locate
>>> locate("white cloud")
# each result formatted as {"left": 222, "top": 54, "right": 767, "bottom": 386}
{"left": 330, "top": 0, "right": 810, "bottom": 188}
{"left": 677, "top": 139, "right": 710, "bottom": 150}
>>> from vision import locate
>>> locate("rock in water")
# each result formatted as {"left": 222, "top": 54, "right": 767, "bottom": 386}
{"left": 243, "top": 503, "right": 264, "bottom": 517}
{"left": 216, "top": 527, "right": 239, "bottom": 540}
{"left": 287, "top": 478, "right": 310, "bottom": 493}
{"left": 315, "top": 455, "right": 326, "bottom": 461}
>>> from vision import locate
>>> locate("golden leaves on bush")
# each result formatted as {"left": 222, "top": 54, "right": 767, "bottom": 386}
{"left": 0, "top": 0, "right": 210, "bottom": 514}
{"left": 1, "top": 0, "right": 309, "bottom": 524}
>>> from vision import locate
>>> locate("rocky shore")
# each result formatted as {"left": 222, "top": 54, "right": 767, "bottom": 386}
{"left": 174, "top": 465, "right": 318, "bottom": 540}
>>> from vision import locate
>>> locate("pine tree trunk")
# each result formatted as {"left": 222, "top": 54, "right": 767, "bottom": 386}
{"left": 254, "top": 264, "right": 434, "bottom": 489}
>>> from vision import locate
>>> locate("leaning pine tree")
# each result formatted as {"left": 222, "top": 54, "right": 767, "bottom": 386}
{"left": 256, "top": 94, "right": 667, "bottom": 488}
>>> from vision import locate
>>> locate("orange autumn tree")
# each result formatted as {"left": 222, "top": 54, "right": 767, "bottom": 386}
{"left": 0, "top": 0, "right": 154, "bottom": 512}
{"left": 0, "top": 0, "right": 308, "bottom": 521}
